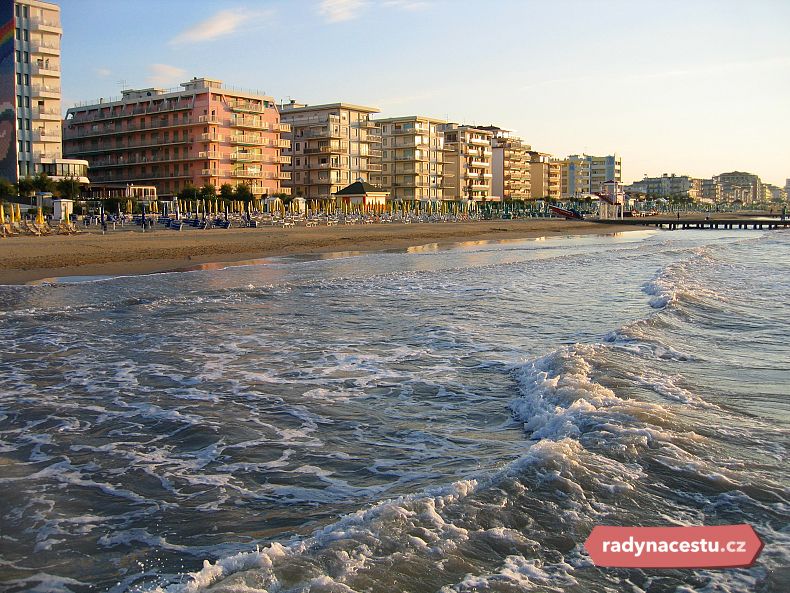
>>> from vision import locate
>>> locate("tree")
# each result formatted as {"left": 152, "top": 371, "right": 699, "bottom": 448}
{"left": 199, "top": 183, "right": 216, "bottom": 201}
{"left": 219, "top": 183, "right": 234, "bottom": 202}
{"left": 0, "top": 178, "right": 14, "bottom": 202}
{"left": 32, "top": 172, "right": 55, "bottom": 194}
{"left": 234, "top": 183, "right": 253, "bottom": 203}
{"left": 55, "top": 176, "right": 82, "bottom": 200}
{"left": 178, "top": 184, "right": 199, "bottom": 201}
{"left": 17, "top": 176, "right": 35, "bottom": 202}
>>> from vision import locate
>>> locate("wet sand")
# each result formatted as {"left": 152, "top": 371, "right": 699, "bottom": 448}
{"left": 0, "top": 219, "right": 635, "bottom": 285}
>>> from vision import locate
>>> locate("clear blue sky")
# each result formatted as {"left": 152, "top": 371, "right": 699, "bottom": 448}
{"left": 58, "top": 0, "right": 790, "bottom": 185}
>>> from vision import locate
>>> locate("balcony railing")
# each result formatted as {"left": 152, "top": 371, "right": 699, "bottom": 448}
{"left": 227, "top": 101, "right": 265, "bottom": 114}
{"left": 30, "top": 17, "right": 62, "bottom": 30}
{"left": 198, "top": 115, "right": 220, "bottom": 124}
{"left": 30, "top": 42, "right": 60, "bottom": 54}
{"left": 198, "top": 151, "right": 220, "bottom": 159}
{"left": 31, "top": 130, "right": 60, "bottom": 142}
{"left": 31, "top": 84, "right": 61, "bottom": 98}
{"left": 469, "top": 160, "right": 490, "bottom": 168}
{"left": 201, "top": 133, "right": 224, "bottom": 142}
{"left": 31, "top": 63, "right": 60, "bottom": 77}
{"left": 232, "top": 170, "right": 264, "bottom": 178}
{"left": 31, "top": 107, "right": 61, "bottom": 120}
{"left": 202, "top": 169, "right": 219, "bottom": 176}
{"left": 231, "top": 116, "right": 269, "bottom": 130}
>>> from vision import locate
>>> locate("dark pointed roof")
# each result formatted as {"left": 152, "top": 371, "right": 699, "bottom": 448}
{"left": 334, "top": 180, "right": 387, "bottom": 196}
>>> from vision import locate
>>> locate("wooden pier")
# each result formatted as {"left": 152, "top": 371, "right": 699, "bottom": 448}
{"left": 595, "top": 217, "right": 790, "bottom": 230}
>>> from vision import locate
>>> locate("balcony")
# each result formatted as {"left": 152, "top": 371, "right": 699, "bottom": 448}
{"left": 363, "top": 134, "right": 382, "bottom": 143}
{"left": 231, "top": 116, "right": 269, "bottom": 130}
{"left": 274, "top": 123, "right": 291, "bottom": 132}
{"left": 470, "top": 182, "right": 489, "bottom": 190}
{"left": 364, "top": 163, "right": 383, "bottom": 172}
{"left": 198, "top": 151, "right": 221, "bottom": 159}
{"left": 278, "top": 155, "right": 292, "bottom": 164}
{"left": 230, "top": 151, "right": 267, "bottom": 162}
{"left": 201, "top": 169, "right": 219, "bottom": 176}
{"left": 30, "top": 42, "right": 60, "bottom": 55}
{"left": 31, "top": 84, "right": 61, "bottom": 99}
{"left": 470, "top": 160, "right": 490, "bottom": 168}
{"left": 227, "top": 101, "right": 265, "bottom": 114}
{"left": 277, "top": 139, "right": 291, "bottom": 148}
{"left": 468, "top": 137, "right": 489, "bottom": 147}
{"left": 296, "top": 128, "right": 342, "bottom": 140}
{"left": 201, "top": 133, "right": 224, "bottom": 142}
{"left": 31, "top": 107, "right": 61, "bottom": 121}
{"left": 229, "top": 134, "right": 262, "bottom": 145}
{"left": 232, "top": 169, "right": 264, "bottom": 178}
{"left": 198, "top": 115, "right": 220, "bottom": 124}
{"left": 467, "top": 147, "right": 480, "bottom": 157}
{"left": 31, "top": 130, "right": 60, "bottom": 142}
{"left": 31, "top": 63, "right": 60, "bottom": 77}
{"left": 29, "top": 17, "right": 63, "bottom": 33}
{"left": 266, "top": 172, "right": 291, "bottom": 180}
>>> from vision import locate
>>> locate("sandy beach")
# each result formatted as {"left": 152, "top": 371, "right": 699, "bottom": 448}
{"left": 0, "top": 219, "right": 635, "bottom": 284}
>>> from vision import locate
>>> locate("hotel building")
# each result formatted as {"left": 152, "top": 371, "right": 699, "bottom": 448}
{"left": 481, "top": 126, "right": 531, "bottom": 202}
{"left": 527, "top": 151, "right": 561, "bottom": 200}
{"left": 559, "top": 154, "right": 622, "bottom": 198}
{"left": 63, "top": 78, "right": 289, "bottom": 197}
{"left": 714, "top": 171, "right": 762, "bottom": 205}
{"left": 1, "top": 0, "right": 88, "bottom": 183}
{"left": 378, "top": 115, "right": 445, "bottom": 202}
{"left": 279, "top": 102, "right": 382, "bottom": 200}
{"left": 626, "top": 173, "right": 701, "bottom": 200}
{"left": 440, "top": 124, "right": 494, "bottom": 202}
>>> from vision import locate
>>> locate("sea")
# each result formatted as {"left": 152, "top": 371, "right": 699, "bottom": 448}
{"left": 0, "top": 228, "right": 787, "bottom": 593}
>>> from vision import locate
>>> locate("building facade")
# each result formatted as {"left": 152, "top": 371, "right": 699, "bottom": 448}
{"left": 279, "top": 102, "right": 381, "bottom": 201}
{"left": 63, "top": 78, "right": 287, "bottom": 198}
{"left": 625, "top": 174, "right": 701, "bottom": 199}
{"left": 715, "top": 171, "right": 762, "bottom": 205}
{"left": 440, "top": 124, "right": 494, "bottom": 202}
{"left": 482, "top": 126, "right": 531, "bottom": 202}
{"left": 2, "top": 0, "right": 87, "bottom": 183}
{"left": 378, "top": 115, "right": 445, "bottom": 202}
{"left": 560, "top": 154, "right": 622, "bottom": 198}
{"left": 526, "top": 151, "right": 560, "bottom": 200}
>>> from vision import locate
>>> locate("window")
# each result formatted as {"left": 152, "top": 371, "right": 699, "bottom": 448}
{"left": 23, "top": 51, "right": 29, "bottom": 64}
{"left": 16, "top": 73, "right": 22, "bottom": 85}
{"left": 24, "top": 74, "right": 29, "bottom": 85}
{"left": 23, "top": 30, "right": 28, "bottom": 41}
{"left": 15, "top": 28, "right": 20, "bottom": 40}
{"left": 17, "top": 95, "right": 23, "bottom": 107}
{"left": 15, "top": 50, "right": 21, "bottom": 62}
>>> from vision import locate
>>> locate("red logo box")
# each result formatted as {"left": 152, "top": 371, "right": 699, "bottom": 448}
{"left": 584, "top": 525, "right": 763, "bottom": 568}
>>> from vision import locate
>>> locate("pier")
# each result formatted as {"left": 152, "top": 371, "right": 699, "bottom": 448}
{"left": 595, "top": 217, "right": 790, "bottom": 230}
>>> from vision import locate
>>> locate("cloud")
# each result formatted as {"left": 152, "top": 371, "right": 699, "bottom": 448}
{"left": 169, "top": 8, "right": 274, "bottom": 45}
{"left": 94, "top": 68, "right": 112, "bottom": 78}
{"left": 146, "top": 64, "right": 188, "bottom": 87}
{"left": 382, "top": 0, "right": 430, "bottom": 10}
{"left": 318, "top": 0, "right": 367, "bottom": 23}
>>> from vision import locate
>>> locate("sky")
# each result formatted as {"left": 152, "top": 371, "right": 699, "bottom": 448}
{"left": 56, "top": 0, "right": 790, "bottom": 185}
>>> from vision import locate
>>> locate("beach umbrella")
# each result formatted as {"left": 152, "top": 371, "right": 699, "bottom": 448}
{"left": 15, "top": 203, "right": 21, "bottom": 222}
{"left": 36, "top": 206, "right": 44, "bottom": 225}
{"left": 0, "top": 202, "right": 5, "bottom": 225}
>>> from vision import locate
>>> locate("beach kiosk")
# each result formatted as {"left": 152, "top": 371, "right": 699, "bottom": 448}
{"left": 333, "top": 179, "right": 390, "bottom": 212}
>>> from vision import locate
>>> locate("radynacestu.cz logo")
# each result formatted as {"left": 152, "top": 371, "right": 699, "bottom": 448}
{"left": 584, "top": 525, "right": 763, "bottom": 568}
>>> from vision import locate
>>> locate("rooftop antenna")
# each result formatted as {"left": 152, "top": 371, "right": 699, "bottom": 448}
{"left": 118, "top": 79, "right": 129, "bottom": 91}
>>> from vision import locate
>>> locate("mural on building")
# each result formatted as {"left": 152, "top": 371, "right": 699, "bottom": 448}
{"left": 0, "top": 0, "right": 16, "bottom": 182}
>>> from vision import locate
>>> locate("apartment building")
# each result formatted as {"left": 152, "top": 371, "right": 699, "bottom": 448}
{"left": 63, "top": 78, "right": 288, "bottom": 197}
{"left": 480, "top": 126, "right": 531, "bottom": 202}
{"left": 1, "top": 0, "right": 87, "bottom": 182}
{"left": 560, "top": 154, "right": 622, "bottom": 198}
{"left": 626, "top": 173, "right": 701, "bottom": 199}
{"left": 715, "top": 171, "right": 762, "bottom": 204}
{"left": 440, "top": 124, "right": 494, "bottom": 202}
{"left": 378, "top": 115, "right": 445, "bottom": 202}
{"left": 279, "top": 102, "right": 381, "bottom": 200}
{"left": 700, "top": 178, "right": 722, "bottom": 204}
{"left": 526, "top": 151, "right": 560, "bottom": 200}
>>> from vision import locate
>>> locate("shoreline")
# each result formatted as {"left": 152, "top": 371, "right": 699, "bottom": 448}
{"left": 0, "top": 220, "right": 637, "bottom": 285}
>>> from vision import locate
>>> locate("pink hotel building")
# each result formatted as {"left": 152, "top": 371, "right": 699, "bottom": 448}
{"left": 62, "top": 78, "right": 291, "bottom": 198}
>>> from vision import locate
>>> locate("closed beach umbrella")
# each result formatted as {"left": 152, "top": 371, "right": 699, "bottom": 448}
{"left": 0, "top": 202, "right": 5, "bottom": 225}
{"left": 36, "top": 206, "right": 44, "bottom": 225}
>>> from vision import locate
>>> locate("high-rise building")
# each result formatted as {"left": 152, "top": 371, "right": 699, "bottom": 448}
{"left": 525, "top": 151, "right": 561, "bottom": 200}
{"left": 480, "top": 126, "right": 531, "bottom": 202}
{"left": 440, "top": 124, "right": 493, "bottom": 202}
{"left": 378, "top": 115, "right": 445, "bottom": 202}
{"left": 559, "top": 154, "right": 622, "bottom": 198}
{"left": 279, "top": 101, "right": 382, "bottom": 200}
{"left": 63, "top": 78, "right": 288, "bottom": 198}
{"left": 700, "top": 178, "right": 721, "bottom": 204}
{"left": 1, "top": 0, "right": 87, "bottom": 183}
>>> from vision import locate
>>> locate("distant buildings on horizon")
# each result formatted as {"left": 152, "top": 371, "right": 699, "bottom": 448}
{"left": 2, "top": 0, "right": 786, "bottom": 207}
